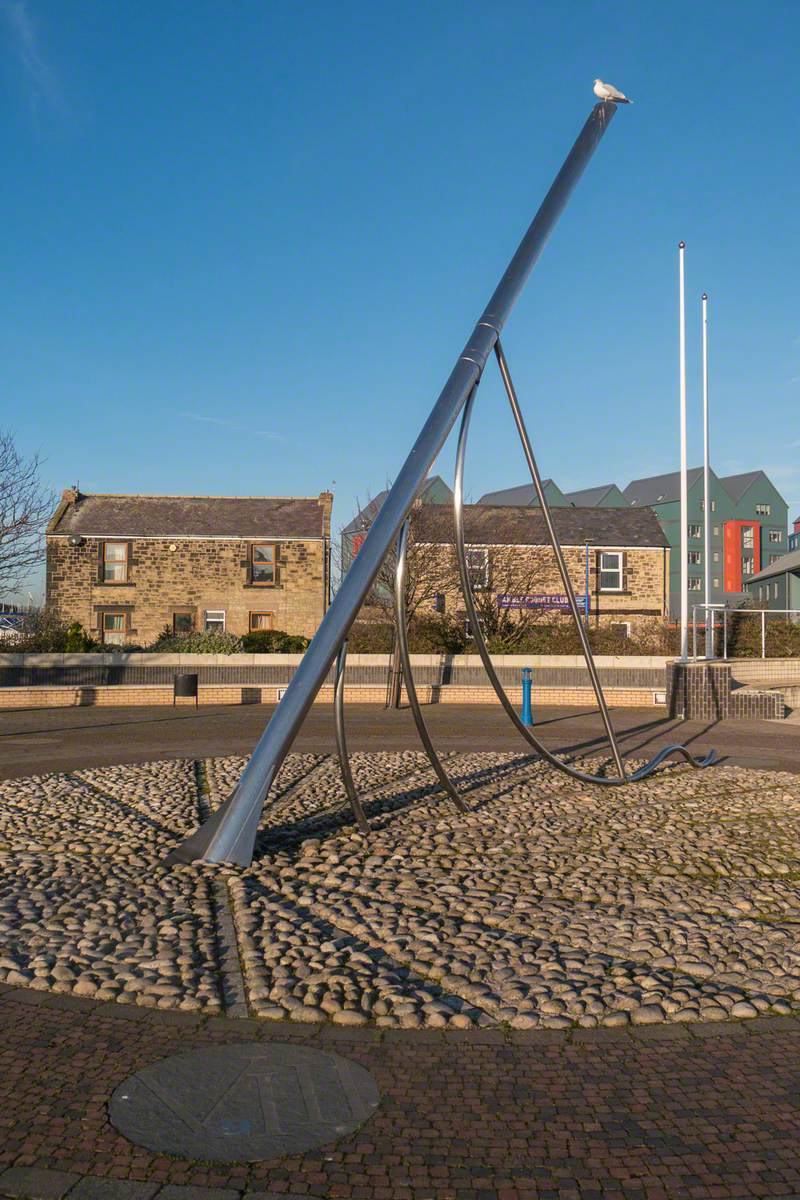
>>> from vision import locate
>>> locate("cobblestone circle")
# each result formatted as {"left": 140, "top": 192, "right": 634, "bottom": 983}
{"left": 1, "top": 752, "right": 799, "bottom": 1029}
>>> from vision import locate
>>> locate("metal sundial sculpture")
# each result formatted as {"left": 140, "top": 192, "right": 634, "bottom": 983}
{"left": 167, "top": 98, "right": 717, "bottom": 870}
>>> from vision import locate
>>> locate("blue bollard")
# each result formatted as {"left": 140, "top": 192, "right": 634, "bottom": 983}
{"left": 521, "top": 667, "right": 533, "bottom": 725}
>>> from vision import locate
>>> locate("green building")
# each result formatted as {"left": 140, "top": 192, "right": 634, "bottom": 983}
{"left": 477, "top": 468, "right": 788, "bottom": 618}
{"left": 745, "top": 547, "right": 800, "bottom": 613}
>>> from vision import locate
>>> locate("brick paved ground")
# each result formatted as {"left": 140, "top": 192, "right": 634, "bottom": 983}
{"left": 1, "top": 985, "right": 799, "bottom": 1200}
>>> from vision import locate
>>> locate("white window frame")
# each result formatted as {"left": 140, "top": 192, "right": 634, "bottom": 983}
{"left": 204, "top": 609, "right": 226, "bottom": 633}
{"left": 687, "top": 523, "right": 702, "bottom": 539}
{"left": 688, "top": 577, "right": 702, "bottom": 591}
{"left": 768, "top": 529, "right": 783, "bottom": 544}
{"left": 699, "top": 499, "right": 716, "bottom": 512}
{"left": 103, "top": 541, "right": 129, "bottom": 584}
{"left": 598, "top": 551, "right": 623, "bottom": 593}
{"left": 688, "top": 550, "right": 701, "bottom": 565}
{"left": 774, "top": 582, "right": 779, "bottom": 599}
{"left": 465, "top": 546, "right": 489, "bottom": 590}
{"left": 756, "top": 503, "right": 771, "bottom": 516}
{"left": 712, "top": 577, "right": 720, "bottom": 589}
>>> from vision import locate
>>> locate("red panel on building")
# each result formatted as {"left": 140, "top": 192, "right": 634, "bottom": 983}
{"left": 723, "top": 520, "right": 760, "bottom": 592}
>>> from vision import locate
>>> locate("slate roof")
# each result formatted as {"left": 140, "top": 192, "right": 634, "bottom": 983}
{"left": 746, "top": 546, "right": 800, "bottom": 585}
{"left": 48, "top": 494, "right": 328, "bottom": 539}
{"left": 623, "top": 469, "right": 705, "bottom": 506}
{"left": 342, "top": 476, "right": 452, "bottom": 535}
{"left": 564, "top": 484, "right": 620, "bottom": 506}
{"left": 718, "top": 471, "right": 765, "bottom": 503}
{"left": 411, "top": 504, "right": 669, "bottom": 548}
{"left": 477, "top": 481, "right": 556, "bottom": 506}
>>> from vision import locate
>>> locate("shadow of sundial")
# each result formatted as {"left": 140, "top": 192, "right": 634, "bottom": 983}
{"left": 109, "top": 1042, "right": 380, "bottom": 1161}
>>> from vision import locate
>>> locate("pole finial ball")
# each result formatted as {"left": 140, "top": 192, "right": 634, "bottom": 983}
{"left": 702, "top": 292, "right": 708, "bottom": 300}
{"left": 678, "top": 241, "right": 686, "bottom": 249}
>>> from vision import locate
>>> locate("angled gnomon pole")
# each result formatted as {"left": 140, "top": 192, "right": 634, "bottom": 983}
{"left": 165, "top": 99, "right": 715, "bottom": 871}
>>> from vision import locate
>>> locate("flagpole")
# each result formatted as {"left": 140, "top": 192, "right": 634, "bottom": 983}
{"left": 702, "top": 292, "right": 712, "bottom": 658}
{"left": 679, "top": 242, "right": 688, "bottom": 660}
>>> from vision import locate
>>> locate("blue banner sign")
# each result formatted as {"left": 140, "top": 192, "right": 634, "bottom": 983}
{"left": 496, "top": 593, "right": 588, "bottom": 612}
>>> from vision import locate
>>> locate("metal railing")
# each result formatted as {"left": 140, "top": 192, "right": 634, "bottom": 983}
{"left": 691, "top": 604, "right": 800, "bottom": 660}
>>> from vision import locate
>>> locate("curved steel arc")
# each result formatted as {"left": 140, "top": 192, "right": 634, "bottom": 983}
{"left": 453, "top": 385, "right": 716, "bottom": 786}
{"left": 494, "top": 340, "right": 626, "bottom": 779}
{"left": 394, "top": 520, "right": 469, "bottom": 813}
{"left": 333, "top": 642, "right": 371, "bottom": 834}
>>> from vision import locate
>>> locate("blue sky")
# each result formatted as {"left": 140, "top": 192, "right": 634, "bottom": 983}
{"left": 2, "top": 0, "right": 799, "bottom": 600}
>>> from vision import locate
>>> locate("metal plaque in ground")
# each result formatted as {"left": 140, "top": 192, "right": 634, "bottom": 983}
{"left": 109, "top": 1042, "right": 380, "bottom": 1161}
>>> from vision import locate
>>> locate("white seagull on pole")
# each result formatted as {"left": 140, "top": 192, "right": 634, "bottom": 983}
{"left": 593, "top": 78, "right": 633, "bottom": 104}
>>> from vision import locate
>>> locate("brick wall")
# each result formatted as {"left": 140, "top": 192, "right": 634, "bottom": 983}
{"left": 666, "top": 661, "right": 785, "bottom": 720}
{"left": 46, "top": 535, "right": 328, "bottom": 644}
{"left": 0, "top": 683, "right": 660, "bottom": 710}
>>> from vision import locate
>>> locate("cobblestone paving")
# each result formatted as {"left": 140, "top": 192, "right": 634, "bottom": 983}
{"left": 0, "top": 753, "right": 799, "bottom": 1197}
{"left": 1, "top": 754, "right": 798, "bottom": 1029}
{"left": 0, "top": 990, "right": 799, "bottom": 1198}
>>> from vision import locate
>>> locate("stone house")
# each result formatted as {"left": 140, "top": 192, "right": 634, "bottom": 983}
{"left": 46, "top": 490, "right": 333, "bottom": 646}
{"left": 409, "top": 503, "right": 670, "bottom": 632}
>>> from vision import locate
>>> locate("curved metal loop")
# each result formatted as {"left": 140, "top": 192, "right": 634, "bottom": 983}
{"left": 453, "top": 384, "right": 716, "bottom": 787}
{"left": 394, "top": 519, "right": 468, "bottom": 813}
{"left": 494, "top": 340, "right": 626, "bottom": 780}
{"left": 333, "top": 642, "right": 371, "bottom": 834}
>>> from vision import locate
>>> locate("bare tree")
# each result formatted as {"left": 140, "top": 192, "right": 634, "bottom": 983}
{"left": 0, "top": 432, "right": 53, "bottom": 596}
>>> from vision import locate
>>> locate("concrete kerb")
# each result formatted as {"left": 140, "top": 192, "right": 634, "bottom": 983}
{"left": 1, "top": 984, "right": 797, "bottom": 1046}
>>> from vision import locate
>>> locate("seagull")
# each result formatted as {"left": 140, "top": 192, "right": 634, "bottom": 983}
{"left": 593, "top": 78, "right": 633, "bottom": 104}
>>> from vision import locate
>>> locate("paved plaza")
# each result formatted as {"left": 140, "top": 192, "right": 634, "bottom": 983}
{"left": 0, "top": 749, "right": 798, "bottom": 1197}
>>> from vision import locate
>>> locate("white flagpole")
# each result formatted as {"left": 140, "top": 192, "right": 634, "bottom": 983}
{"left": 679, "top": 242, "right": 688, "bottom": 660}
{"left": 702, "top": 292, "right": 712, "bottom": 658}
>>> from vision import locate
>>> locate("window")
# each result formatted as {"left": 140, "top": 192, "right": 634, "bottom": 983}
{"left": 742, "top": 527, "right": 754, "bottom": 549}
{"left": 204, "top": 610, "right": 225, "bottom": 632}
{"left": 249, "top": 612, "right": 273, "bottom": 631}
{"left": 432, "top": 593, "right": 445, "bottom": 614}
{"left": 713, "top": 578, "right": 720, "bottom": 589}
{"left": 742, "top": 559, "right": 754, "bottom": 576}
{"left": 172, "top": 612, "right": 193, "bottom": 634}
{"left": 610, "top": 622, "right": 631, "bottom": 639}
{"left": 769, "top": 554, "right": 782, "bottom": 565}
{"left": 713, "top": 525, "right": 719, "bottom": 536}
{"left": 688, "top": 578, "right": 702, "bottom": 591}
{"left": 598, "top": 551, "right": 623, "bottom": 592}
{"left": 688, "top": 550, "right": 701, "bottom": 565}
{"left": 466, "top": 547, "right": 489, "bottom": 589}
{"left": 103, "top": 541, "right": 128, "bottom": 583}
{"left": 774, "top": 582, "right": 779, "bottom": 600}
{"left": 688, "top": 524, "right": 701, "bottom": 539}
{"left": 699, "top": 499, "right": 716, "bottom": 512}
{"left": 102, "top": 612, "right": 126, "bottom": 645}
{"left": 756, "top": 503, "right": 771, "bottom": 516}
{"left": 251, "top": 544, "right": 277, "bottom": 585}
{"left": 713, "top": 551, "right": 720, "bottom": 562}
{"left": 768, "top": 529, "right": 783, "bottom": 544}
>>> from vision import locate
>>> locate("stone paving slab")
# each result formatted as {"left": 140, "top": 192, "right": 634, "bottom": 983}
{"left": 0, "top": 1167, "right": 79, "bottom": 1199}
{"left": 69, "top": 1179, "right": 161, "bottom": 1199}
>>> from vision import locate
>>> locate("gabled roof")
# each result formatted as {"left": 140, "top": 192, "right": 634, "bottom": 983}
{"left": 412, "top": 503, "right": 669, "bottom": 548}
{"left": 477, "top": 480, "right": 565, "bottom": 506}
{"left": 342, "top": 476, "right": 452, "bottom": 535}
{"left": 718, "top": 471, "right": 765, "bottom": 503}
{"left": 746, "top": 546, "right": 800, "bottom": 585}
{"left": 48, "top": 493, "right": 330, "bottom": 539}
{"left": 565, "top": 484, "right": 624, "bottom": 507}
{"left": 623, "top": 469, "right": 705, "bottom": 506}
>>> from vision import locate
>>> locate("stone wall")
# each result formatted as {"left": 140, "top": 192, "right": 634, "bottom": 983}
{"left": 421, "top": 543, "right": 669, "bottom": 627}
{"left": 46, "top": 536, "right": 329, "bottom": 644}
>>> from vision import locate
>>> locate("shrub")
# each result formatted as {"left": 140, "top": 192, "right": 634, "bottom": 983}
{"left": 408, "top": 615, "right": 467, "bottom": 654}
{"left": 240, "top": 629, "right": 310, "bottom": 653}
{"left": 148, "top": 630, "right": 243, "bottom": 654}
{"left": 64, "top": 621, "right": 98, "bottom": 652}
{"left": 9, "top": 608, "right": 70, "bottom": 652}
{"left": 344, "top": 622, "right": 395, "bottom": 653}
